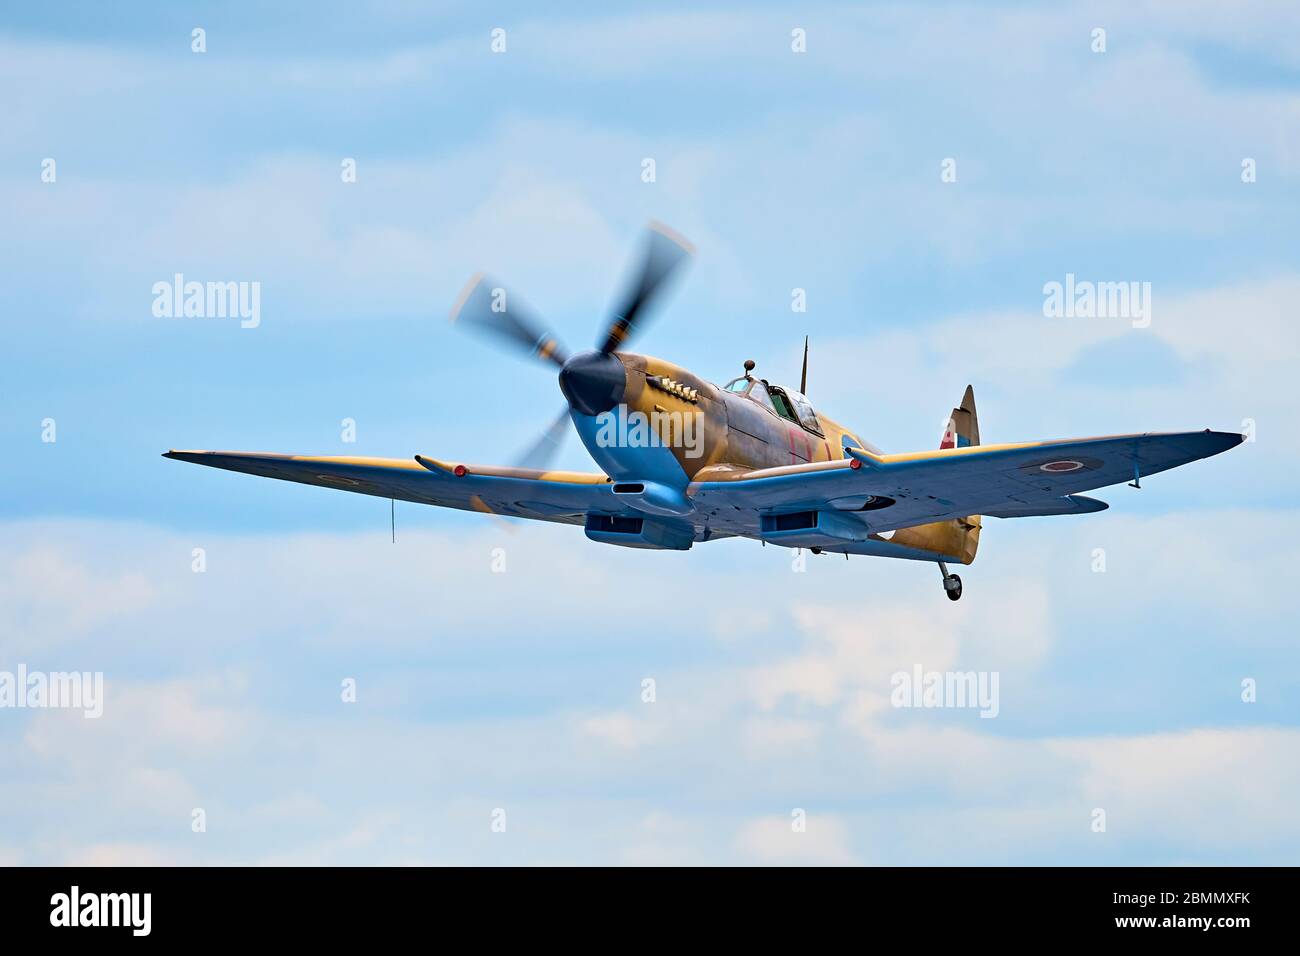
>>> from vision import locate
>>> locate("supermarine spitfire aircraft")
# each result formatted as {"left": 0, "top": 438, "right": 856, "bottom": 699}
{"left": 165, "top": 223, "right": 1243, "bottom": 600}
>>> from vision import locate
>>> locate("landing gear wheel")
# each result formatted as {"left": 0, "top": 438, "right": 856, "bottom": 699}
{"left": 937, "top": 562, "right": 963, "bottom": 601}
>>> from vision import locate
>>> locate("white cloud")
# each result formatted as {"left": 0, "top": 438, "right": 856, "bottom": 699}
{"left": 736, "top": 814, "right": 858, "bottom": 866}
{"left": 1, "top": 509, "right": 1295, "bottom": 863}
{"left": 746, "top": 583, "right": 1051, "bottom": 718}
{"left": 0, "top": 542, "right": 157, "bottom": 654}
{"left": 579, "top": 711, "right": 660, "bottom": 751}
{"left": 62, "top": 842, "right": 179, "bottom": 867}
{"left": 742, "top": 716, "right": 823, "bottom": 756}
{"left": 1052, "top": 727, "right": 1300, "bottom": 854}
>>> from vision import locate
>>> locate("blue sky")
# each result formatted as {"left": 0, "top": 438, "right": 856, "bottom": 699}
{"left": 2, "top": 1, "right": 1298, "bottom": 864}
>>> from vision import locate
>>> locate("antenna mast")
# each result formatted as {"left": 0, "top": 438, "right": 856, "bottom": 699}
{"left": 799, "top": 336, "right": 809, "bottom": 395}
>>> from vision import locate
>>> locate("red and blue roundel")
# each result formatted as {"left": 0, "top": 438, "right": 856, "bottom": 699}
{"left": 1019, "top": 455, "right": 1104, "bottom": 477}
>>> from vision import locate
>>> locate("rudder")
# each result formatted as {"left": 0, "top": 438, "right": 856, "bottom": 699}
{"left": 940, "top": 384, "right": 980, "bottom": 449}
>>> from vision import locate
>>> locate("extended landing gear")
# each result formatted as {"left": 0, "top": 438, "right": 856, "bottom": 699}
{"left": 938, "top": 561, "right": 963, "bottom": 601}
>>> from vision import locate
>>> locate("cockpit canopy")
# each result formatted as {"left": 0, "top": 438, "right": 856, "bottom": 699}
{"left": 722, "top": 377, "right": 823, "bottom": 435}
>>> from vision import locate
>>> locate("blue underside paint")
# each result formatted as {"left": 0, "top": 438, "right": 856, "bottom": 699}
{"left": 569, "top": 407, "right": 687, "bottom": 486}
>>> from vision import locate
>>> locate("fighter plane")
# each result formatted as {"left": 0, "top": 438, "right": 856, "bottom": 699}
{"left": 164, "top": 223, "right": 1243, "bottom": 600}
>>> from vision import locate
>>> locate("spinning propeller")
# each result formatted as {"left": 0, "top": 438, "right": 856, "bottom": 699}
{"left": 450, "top": 222, "right": 695, "bottom": 470}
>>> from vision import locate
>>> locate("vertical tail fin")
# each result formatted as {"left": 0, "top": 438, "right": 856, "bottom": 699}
{"left": 885, "top": 386, "right": 984, "bottom": 563}
{"left": 940, "top": 384, "right": 980, "bottom": 449}
{"left": 943, "top": 385, "right": 980, "bottom": 563}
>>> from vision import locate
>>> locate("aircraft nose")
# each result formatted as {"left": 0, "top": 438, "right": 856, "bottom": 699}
{"left": 558, "top": 350, "right": 626, "bottom": 416}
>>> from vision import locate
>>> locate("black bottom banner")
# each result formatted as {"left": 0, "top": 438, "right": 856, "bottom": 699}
{"left": 0, "top": 865, "right": 1282, "bottom": 943}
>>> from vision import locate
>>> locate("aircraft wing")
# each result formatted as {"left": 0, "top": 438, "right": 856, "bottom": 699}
{"left": 687, "top": 430, "right": 1243, "bottom": 534}
{"left": 162, "top": 450, "right": 619, "bottom": 525}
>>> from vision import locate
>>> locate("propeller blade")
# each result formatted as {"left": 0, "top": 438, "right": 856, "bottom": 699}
{"left": 597, "top": 221, "right": 695, "bottom": 354}
{"left": 514, "top": 406, "right": 570, "bottom": 471}
{"left": 450, "top": 273, "right": 569, "bottom": 367}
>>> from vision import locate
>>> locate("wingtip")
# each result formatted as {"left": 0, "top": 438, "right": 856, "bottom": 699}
{"left": 163, "top": 449, "right": 225, "bottom": 463}
{"left": 1206, "top": 429, "right": 1247, "bottom": 450}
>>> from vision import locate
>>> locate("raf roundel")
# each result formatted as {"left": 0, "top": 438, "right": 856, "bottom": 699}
{"left": 1039, "top": 459, "right": 1085, "bottom": 473}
